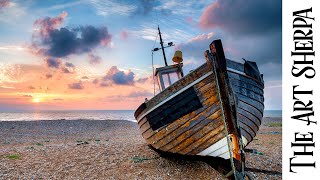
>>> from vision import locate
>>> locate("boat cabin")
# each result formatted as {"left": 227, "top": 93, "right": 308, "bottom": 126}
{"left": 155, "top": 63, "right": 183, "bottom": 91}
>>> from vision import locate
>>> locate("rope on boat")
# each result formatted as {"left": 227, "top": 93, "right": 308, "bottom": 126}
{"left": 151, "top": 30, "right": 159, "bottom": 96}
{"left": 152, "top": 51, "right": 156, "bottom": 96}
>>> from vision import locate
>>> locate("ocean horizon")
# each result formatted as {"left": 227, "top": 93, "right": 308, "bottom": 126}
{"left": 0, "top": 109, "right": 282, "bottom": 122}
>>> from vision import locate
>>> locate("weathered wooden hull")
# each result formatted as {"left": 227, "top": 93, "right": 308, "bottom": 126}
{"left": 226, "top": 60, "right": 264, "bottom": 146}
{"left": 136, "top": 63, "right": 235, "bottom": 158}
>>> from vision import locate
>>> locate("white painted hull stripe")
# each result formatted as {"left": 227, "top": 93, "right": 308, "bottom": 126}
{"left": 197, "top": 137, "right": 228, "bottom": 156}
{"left": 137, "top": 71, "right": 213, "bottom": 121}
{"left": 208, "top": 144, "right": 228, "bottom": 156}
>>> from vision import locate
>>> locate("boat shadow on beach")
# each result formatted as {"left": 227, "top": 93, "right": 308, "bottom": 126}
{"left": 148, "top": 145, "right": 233, "bottom": 178}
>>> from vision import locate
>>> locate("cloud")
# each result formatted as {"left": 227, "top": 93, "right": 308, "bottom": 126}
{"left": 33, "top": 11, "right": 68, "bottom": 38}
{"left": 103, "top": 66, "right": 135, "bottom": 85}
{"left": 136, "top": 77, "right": 148, "bottom": 83}
{"left": 136, "top": 76, "right": 153, "bottom": 84}
{"left": 33, "top": 13, "right": 112, "bottom": 58}
{"left": 22, "top": 94, "right": 32, "bottom": 97}
{"left": 134, "top": 0, "right": 157, "bottom": 15}
{"left": 53, "top": 98, "right": 63, "bottom": 101}
{"left": 88, "top": 0, "right": 136, "bottom": 16}
{"left": 174, "top": 0, "right": 282, "bottom": 110}
{"left": 81, "top": 76, "right": 89, "bottom": 80}
{"left": 88, "top": 53, "right": 102, "bottom": 65}
{"left": 120, "top": 30, "right": 128, "bottom": 40}
{"left": 44, "top": 57, "right": 61, "bottom": 69}
{"left": 92, "top": 78, "right": 99, "bottom": 84}
{"left": 61, "top": 67, "right": 72, "bottom": 73}
{"left": 65, "top": 62, "right": 74, "bottom": 67}
{"left": 199, "top": 0, "right": 282, "bottom": 35}
{"left": 128, "top": 90, "right": 153, "bottom": 97}
{"left": 0, "top": 0, "right": 26, "bottom": 24}
{"left": 0, "top": 0, "right": 10, "bottom": 9}
{"left": 44, "top": 26, "right": 111, "bottom": 57}
{"left": 100, "top": 82, "right": 109, "bottom": 87}
{"left": 68, "top": 81, "right": 84, "bottom": 89}
{"left": 61, "top": 62, "right": 75, "bottom": 73}
{"left": 45, "top": 73, "right": 53, "bottom": 79}
{"left": 28, "top": 86, "right": 35, "bottom": 89}
{"left": 175, "top": 32, "right": 216, "bottom": 61}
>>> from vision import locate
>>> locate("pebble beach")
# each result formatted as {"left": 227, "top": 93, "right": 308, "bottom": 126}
{"left": 0, "top": 117, "right": 281, "bottom": 179}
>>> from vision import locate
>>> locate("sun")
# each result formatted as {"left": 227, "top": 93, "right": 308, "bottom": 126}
{"left": 32, "top": 97, "right": 41, "bottom": 103}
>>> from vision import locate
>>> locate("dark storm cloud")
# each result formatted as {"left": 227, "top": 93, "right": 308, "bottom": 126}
{"left": 44, "top": 57, "right": 61, "bottom": 69}
{"left": 33, "top": 13, "right": 112, "bottom": 58}
{"left": 199, "top": 0, "right": 281, "bottom": 35}
{"left": 68, "top": 81, "right": 84, "bottom": 89}
{"left": 103, "top": 66, "right": 135, "bottom": 85}
{"left": 176, "top": 31, "right": 282, "bottom": 82}
{"left": 178, "top": 0, "right": 282, "bottom": 79}
{"left": 112, "top": 71, "right": 134, "bottom": 85}
{"left": 42, "top": 26, "right": 111, "bottom": 57}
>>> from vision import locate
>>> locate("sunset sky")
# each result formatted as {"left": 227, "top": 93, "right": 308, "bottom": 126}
{"left": 0, "top": 0, "right": 282, "bottom": 111}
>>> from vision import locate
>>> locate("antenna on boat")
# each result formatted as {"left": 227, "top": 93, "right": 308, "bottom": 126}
{"left": 152, "top": 26, "right": 174, "bottom": 66}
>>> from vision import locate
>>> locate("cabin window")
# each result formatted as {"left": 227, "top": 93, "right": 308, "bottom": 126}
{"left": 161, "top": 71, "right": 181, "bottom": 89}
{"left": 155, "top": 64, "right": 183, "bottom": 91}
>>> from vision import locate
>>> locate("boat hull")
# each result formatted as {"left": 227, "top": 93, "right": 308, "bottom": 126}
{"left": 136, "top": 63, "right": 232, "bottom": 159}
{"left": 226, "top": 60, "right": 264, "bottom": 146}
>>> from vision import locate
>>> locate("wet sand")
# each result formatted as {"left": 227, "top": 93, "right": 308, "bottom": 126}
{"left": 0, "top": 117, "right": 281, "bottom": 179}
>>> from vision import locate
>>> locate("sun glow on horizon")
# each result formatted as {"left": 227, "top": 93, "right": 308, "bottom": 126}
{"left": 32, "top": 97, "right": 41, "bottom": 103}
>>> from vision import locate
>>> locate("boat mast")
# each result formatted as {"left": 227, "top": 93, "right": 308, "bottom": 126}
{"left": 158, "top": 26, "right": 168, "bottom": 66}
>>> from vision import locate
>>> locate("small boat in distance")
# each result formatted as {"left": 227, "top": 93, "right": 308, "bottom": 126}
{"left": 134, "top": 28, "right": 264, "bottom": 180}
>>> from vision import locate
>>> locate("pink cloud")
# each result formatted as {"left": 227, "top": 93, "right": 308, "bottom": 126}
{"left": 33, "top": 11, "right": 68, "bottom": 38}
{"left": 199, "top": 2, "right": 220, "bottom": 29}
{"left": 0, "top": 0, "right": 10, "bottom": 8}
{"left": 120, "top": 30, "right": 128, "bottom": 40}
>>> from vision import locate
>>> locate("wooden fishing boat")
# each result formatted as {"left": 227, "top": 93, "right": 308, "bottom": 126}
{"left": 134, "top": 37, "right": 264, "bottom": 179}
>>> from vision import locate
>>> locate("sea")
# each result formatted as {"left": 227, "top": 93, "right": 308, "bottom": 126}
{"left": 0, "top": 109, "right": 282, "bottom": 122}
{"left": 0, "top": 110, "right": 135, "bottom": 122}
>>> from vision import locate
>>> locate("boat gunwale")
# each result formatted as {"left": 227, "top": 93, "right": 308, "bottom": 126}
{"left": 136, "top": 71, "right": 213, "bottom": 122}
